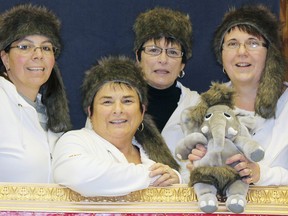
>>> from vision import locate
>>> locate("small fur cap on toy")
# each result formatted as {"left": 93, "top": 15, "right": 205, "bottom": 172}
{"left": 133, "top": 7, "right": 192, "bottom": 60}
{"left": 189, "top": 82, "right": 236, "bottom": 126}
{"left": 0, "top": 4, "right": 61, "bottom": 57}
{"left": 213, "top": 4, "right": 286, "bottom": 119}
{"left": 82, "top": 56, "right": 147, "bottom": 115}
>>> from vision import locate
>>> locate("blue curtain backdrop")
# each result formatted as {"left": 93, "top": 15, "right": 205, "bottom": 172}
{"left": 0, "top": 0, "right": 280, "bottom": 129}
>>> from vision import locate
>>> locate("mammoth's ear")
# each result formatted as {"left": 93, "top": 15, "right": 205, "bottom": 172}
{"left": 180, "top": 106, "right": 199, "bottom": 135}
{"left": 180, "top": 101, "right": 209, "bottom": 135}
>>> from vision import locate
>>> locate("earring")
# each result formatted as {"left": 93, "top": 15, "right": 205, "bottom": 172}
{"left": 138, "top": 122, "right": 144, "bottom": 132}
{"left": 178, "top": 70, "right": 185, "bottom": 78}
{"left": 222, "top": 67, "right": 227, "bottom": 74}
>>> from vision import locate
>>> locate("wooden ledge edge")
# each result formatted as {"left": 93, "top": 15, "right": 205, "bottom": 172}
{"left": 0, "top": 183, "right": 287, "bottom": 204}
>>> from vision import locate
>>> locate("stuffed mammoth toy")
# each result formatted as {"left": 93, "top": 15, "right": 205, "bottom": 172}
{"left": 175, "top": 82, "right": 265, "bottom": 213}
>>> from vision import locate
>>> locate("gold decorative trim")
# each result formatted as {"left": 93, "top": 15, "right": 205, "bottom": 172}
{"left": 0, "top": 183, "right": 287, "bottom": 214}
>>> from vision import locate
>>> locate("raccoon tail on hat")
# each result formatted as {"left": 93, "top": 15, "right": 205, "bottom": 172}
{"left": 135, "top": 114, "right": 180, "bottom": 171}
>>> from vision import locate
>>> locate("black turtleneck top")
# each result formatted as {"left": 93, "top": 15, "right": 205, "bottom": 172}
{"left": 146, "top": 81, "right": 181, "bottom": 132}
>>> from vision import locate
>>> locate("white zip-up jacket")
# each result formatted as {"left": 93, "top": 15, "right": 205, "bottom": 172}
{"left": 52, "top": 128, "right": 165, "bottom": 197}
{"left": 237, "top": 83, "right": 288, "bottom": 186}
{"left": 84, "top": 81, "right": 200, "bottom": 184}
{"left": 225, "top": 81, "right": 288, "bottom": 186}
{"left": 0, "top": 77, "right": 61, "bottom": 183}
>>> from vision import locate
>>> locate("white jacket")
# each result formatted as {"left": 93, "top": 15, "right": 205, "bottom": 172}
{"left": 161, "top": 81, "right": 200, "bottom": 183}
{"left": 227, "top": 81, "right": 288, "bottom": 186}
{"left": 0, "top": 77, "right": 61, "bottom": 183}
{"left": 247, "top": 83, "right": 288, "bottom": 186}
{"left": 84, "top": 82, "right": 200, "bottom": 184}
{"left": 52, "top": 128, "right": 161, "bottom": 197}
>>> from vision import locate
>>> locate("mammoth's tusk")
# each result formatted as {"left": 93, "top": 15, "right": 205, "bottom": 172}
{"left": 201, "top": 126, "right": 209, "bottom": 134}
{"left": 228, "top": 127, "right": 238, "bottom": 135}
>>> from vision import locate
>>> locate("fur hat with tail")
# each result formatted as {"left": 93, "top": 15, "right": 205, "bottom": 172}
{"left": 0, "top": 4, "right": 71, "bottom": 132}
{"left": 82, "top": 56, "right": 179, "bottom": 170}
{"left": 133, "top": 7, "right": 193, "bottom": 61}
{"left": 42, "top": 64, "right": 71, "bottom": 133}
{"left": 135, "top": 114, "right": 180, "bottom": 171}
{"left": 213, "top": 4, "right": 286, "bottom": 119}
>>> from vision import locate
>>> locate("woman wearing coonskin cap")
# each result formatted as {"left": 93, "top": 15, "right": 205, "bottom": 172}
{"left": 191, "top": 3, "right": 288, "bottom": 189}
{"left": 52, "top": 56, "right": 181, "bottom": 197}
{"left": 0, "top": 4, "right": 71, "bottom": 183}
{"left": 133, "top": 7, "right": 200, "bottom": 183}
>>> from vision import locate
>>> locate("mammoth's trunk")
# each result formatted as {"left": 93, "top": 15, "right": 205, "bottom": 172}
{"left": 210, "top": 117, "right": 226, "bottom": 152}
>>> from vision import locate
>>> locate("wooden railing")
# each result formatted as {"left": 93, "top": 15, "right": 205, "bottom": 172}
{"left": 0, "top": 183, "right": 287, "bottom": 215}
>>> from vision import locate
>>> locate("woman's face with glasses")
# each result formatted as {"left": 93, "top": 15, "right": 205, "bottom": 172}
{"left": 222, "top": 27, "right": 267, "bottom": 87}
{"left": 137, "top": 37, "right": 185, "bottom": 90}
{"left": 1, "top": 35, "right": 55, "bottom": 100}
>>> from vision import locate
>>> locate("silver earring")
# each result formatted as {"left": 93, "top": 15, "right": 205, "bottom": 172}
{"left": 222, "top": 67, "right": 227, "bottom": 74}
{"left": 138, "top": 122, "right": 144, "bottom": 132}
{"left": 178, "top": 70, "right": 185, "bottom": 78}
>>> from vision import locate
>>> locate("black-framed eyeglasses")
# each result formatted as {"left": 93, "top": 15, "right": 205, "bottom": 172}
{"left": 222, "top": 39, "right": 268, "bottom": 51}
{"left": 141, "top": 45, "right": 183, "bottom": 58}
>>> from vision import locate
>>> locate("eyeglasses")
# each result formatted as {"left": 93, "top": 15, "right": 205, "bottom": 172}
{"left": 222, "top": 39, "right": 268, "bottom": 51}
{"left": 141, "top": 45, "right": 183, "bottom": 58}
{"left": 8, "top": 44, "right": 58, "bottom": 56}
